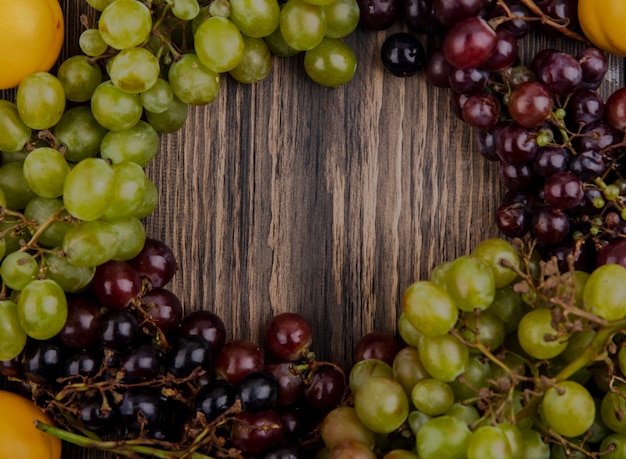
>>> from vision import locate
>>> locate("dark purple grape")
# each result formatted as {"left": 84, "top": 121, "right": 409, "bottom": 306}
{"left": 507, "top": 82, "right": 554, "bottom": 128}
{"left": 196, "top": 380, "right": 236, "bottom": 422}
{"left": 380, "top": 33, "right": 426, "bottom": 77}
{"left": 167, "top": 336, "right": 212, "bottom": 378}
{"left": 566, "top": 88, "right": 604, "bottom": 126}
{"left": 462, "top": 92, "right": 500, "bottom": 130}
{"left": 178, "top": 310, "right": 227, "bottom": 352}
{"left": 91, "top": 260, "right": 142, "bottom": 310}
{"left": 442, "top": 17, "right": 497, "bottom": 69}
{"left": 535, "top": 50, "right": 582, "bottom": 95}
{"left": 265, "top": 362, "right": 305, "bottom": 408}
{"left": 531, "top": 207, "right": 570, "bottom": 246}
{"left": 499, "top": 162, "right": 540, "bottom": 191}
{"left": 543, "top": 172, "right": 584, "bottom": 210}
{"left": 140, "top": 287, "right": 183, "bottom": 333}
{"left": 574, "top": 122, "right": 622, "bottom": 153}
{"left": 353, "top": 331, "right": 399, "bottom": 366}
{"left": 357, "top": 0, "right": 398, "bottom": 30}
{"left": 496, "top": 202, "right": 530, "bottom": 238}
{"left": 66, "top": 348, "right": 102, "bottom": 378}
{"left": 230, "top": 410, "right": 284, "bottom": 456}
{"left": 533, "top": 146, "right": 571, "bottom": 178}
{"left": 548, "top": 239, "right": 596, "bottom": 273}
{"left": 265, "top": 312, "right": 313, "bottom": 362}
{"left": 448, "top": 66, "right": 489, "bottom": 94}
{"left": 304, "top": 365, "right": 346, "bottom": 413}
{"left": 605, "top": 88, "right": 626, "bottom": 132}
{"left": 0, "top": 357, "right": 22, "bottom": 377}
{"left": 403, "top": 0, "right": 441, "bottom": 34}
{"left": 120, "top": 344, "right": 161, "bottom": 382}
{"left": 79, "top": 396, "right": 117, "bottom": 433}
{"left": 482, "top": 29, "right": 517, "bottom": 71}
{"left": 118, "top": 389, "right": 161, "bottom": 430}
{"left": 425, "top": 48, "right": 452, "bottom": 87}
{"left": 569, "top": 150, "right": 606, "bottom": 181}
{"left": 496, "top": 124, "right": 538, "bottom": 164}
{"left": 577, "top": 48, "right": 608, "bottom": 89}
{"left": 570, "top": 187, "right": 604, "bottom": 216}
{"left": 129, "top": 238, "right": 177, "bottom": 289}
{"left": 237, "top": 370, "right": 281, "bottom": 413}
{"left": 21, "top": 341, "right": 64, "bottom": 384}
{"left": 263, "top": 444, "right": 300, "bottom": 459}
{"left": 214, "top": 340, "right": 265, "bottom": 386}
{"left": 278, "top": 406, "right": 305, "bottom": 437}
{"left": 433, "top": 0, "right": 483, "bottom": 26}
{"left": 100, "top": 310, "right": 139, "bottom": 352}
{"left": 450, "top": 91, "right": 469, "bottom": 120}
{"left": 476, "top": 123, "right": 504, "bottom": 161}
{"left": 56, "top": 295, "right": 102, "bottom": 349}
{"left": 597, "top": 239, "right": 626, "bottom": 268}
{"left": 490, "top": 1, "right": 532, "bottom": 38}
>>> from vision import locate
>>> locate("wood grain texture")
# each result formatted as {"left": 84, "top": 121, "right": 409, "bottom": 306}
{"left": 1, "top": 2, "right": 625, "bottom": 458}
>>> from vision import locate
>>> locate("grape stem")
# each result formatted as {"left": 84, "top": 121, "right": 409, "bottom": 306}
{"left": 35, "top": 421, "right": 216, "bottom": 459}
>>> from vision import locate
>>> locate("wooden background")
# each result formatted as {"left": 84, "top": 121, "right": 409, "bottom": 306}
{"left": 1, "top": 1, "right": 625, "bottom": 458}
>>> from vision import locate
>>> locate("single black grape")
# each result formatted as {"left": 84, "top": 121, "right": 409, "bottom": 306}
{"left": 237, "top": 370, "right": 281, "bottom": 413}
{"left": 167, "top": 336, "right": 212, "bottom": 378}
{"left": 196, "top": 380, "right": 236, "bottom": 422}
{"left": 381, "top": 33, "right": 426, "bottom": 77}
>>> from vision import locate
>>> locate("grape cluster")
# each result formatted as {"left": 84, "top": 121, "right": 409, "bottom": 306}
{"left": 1, "top": 237, "right": 348, "bottom": 458}
{"left": 317, "top": 237, "right": 626, "bottom": 458}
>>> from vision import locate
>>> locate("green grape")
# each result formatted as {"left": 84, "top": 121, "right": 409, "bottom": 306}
{"left": 79, "top": 28, "right": 109, "bottom": 56}
{"left": 62, "top": 220, "right": 120, "bottom": 267}
{"left": 304, "top": 38, "right": 356, "bottom": 87}
{"left": 100, "top": 120, "right": 159, "bottom": 167}
{"left": 140, "top": 78, "right": 174, "bottom": 114}
{"left": 444, "top": 255, "right": 496, "bottom": 312}
{"left": 229, "top": 36, "right": 273, "bottom": 85}
{"left": 16, "top": 72, "right": 65, "bottom": 130}
{"left": 53, "top": 106, "right": 109, "bottom": 162}
{"left": 449, "top": 355, "right": 492, "bottom": 402}
{"left": 43, "top": 250, "right": 95, "bottom": 293}
{"left": 168, "top": 54, "right": 220, "bottom": 106}
{"left": 229, "top": 0, "right": 280, "bottom": 38}
{"left": 383, "top": 450, "right": 419, "bottom": 459}
{"left": 17, "top": 279, "right": 68, "bottom": 340}
{"left": 0, "top": 220, "right": 25, "bottom": 256}
{"left": 279, "top": 0, "right": 326, "bottom": 51}
{"left": 561, "top": 329, "right": 596, "bottom": 364}
{"left": 490, "top": 353, "right": 526, "bottom": 381}
{"left": 0, "top": 162, "right": 37, "bottom": 210}
{"left": 466, "top": 425, "right": 514, "bottom": 459}
{"left": 87, "top": 0, "right": 114, "bottom": 10}
{"left": 0, "top": 188, "right": 5, "bottom": 208}
{"left": 353, "top": 376, "right": 409, "bottom": 434}
{"left": 320, "top": 406, "right": 376, "bottom": 450}
{"left": 396, "top": 312, "right": 424, "bottom": 348}
{"left": 99, "top": 0, "right": 153, "bottom": 50}
{"left": 430, "top": 260, "right": 452, "bottom": 285}
{"left": 322, "top": 0, "right": 359, "bottom": 38}
{"left": 0, "top": 251, "right": 39, "bottom": 291}
{"left": 0, "top": 100, "right": 31, "bottom": 152}
{"left": 23, "top": 197, "right": 74, "bottom": 248}
{"left": 328, "top": 442, "right": 376, "bottom": 458}
{"left": 418, "top": 334, "right": 469, "bottom": 382}
{"left": 91, "top": 80, "right": 143, "bottom": 131}
{"left": 416, "top": 415, "right": 470, "bottom": 459}
{"left": 194, "top": 17, "right": 245, "bottom": 73}
{"left": 23, "top": 147, "right": 69, "bottom": 198}
{"left": 264, "top": 24, "right": 300, "bottom": 57}
{"left": 549, "top": 444, "right": 588, "bottom": 459}
{"left": 102, "top": 162, "right": 146, "bottom": 220}
{"left": 109, "top": 216, "right": 146, "bottom": 260}
{"left": 517, "top": 308, "right": 567, "bottom": 359}
{"left": 134, "top": 176, "right": 159, "bottom": 219}
{"left": 583, "top": 264, "right": 626, "bottom": 320}
{"left": 392, "top": 346, "right": 429, "bottom": 396}
{"left": 0, "top": 300, "right": 27, "bottom": 360}
{"left": 520, "top": 429, "right": 550, "bottom": 459}
{"left": 587, "top": 398, "right": 612, "bottom": 444}
{"left": 401, "top": 281, "right": 458, "bottom": 337}
{"left": 470, "top": 238, "right": 520, "bottom": 288}
{"left": 408, "top": 410, "right": 431, "bottom": 436}
{"left": 1, "top": 151, "right": 28, "bottom": 163}
{"left": 63, "top": 157, "right": 114, "bottom": 221}
{"left": 146, "top": 95, "right": 189, "bottom": 133}
{"left": 489, "top": 285, "right": 525, "bottom": 334}
{"left": 109, "top": 47, "right": 160, "bottom": 93}
{"left": 600, "top": 433, "right": 626, "bottom": 459}
{"left": 411, "top": 379, "right": 454, "bottom": 416}
{"left": 172, "top": 0, "right": 200, "bottom": 20}
{"left": 0, "top": 239, "right": 5, "bottom": 262}
{"left": 56, "top": 55, "right": 103, "bottom": 102}
{"left": 459, "top": 309, "right": 506, "bottom": 352}
{"left": 497, "top": 423, "right": 524, "bottom": 459}
{"left": 446, "top": 403, "right": 480, "bottom": 426}
{"left": 541, "top": 381, "right": 595, "bottom": 438}
{"left": 349, "top": 358, "right": 393, "bottom": 394}
{"left": 602, "top": 384, "right": 626, "bottom": 433}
